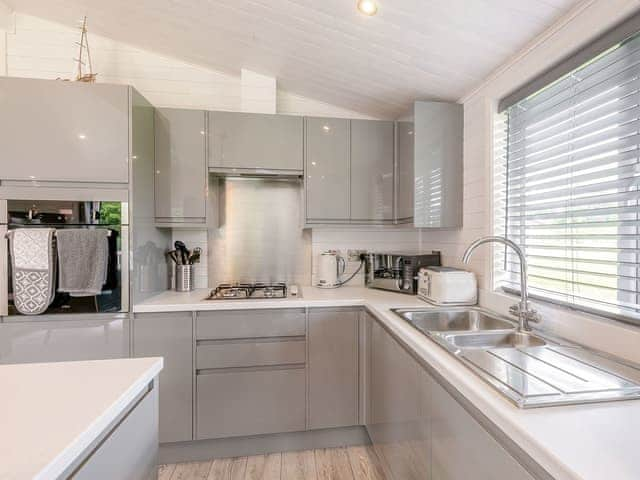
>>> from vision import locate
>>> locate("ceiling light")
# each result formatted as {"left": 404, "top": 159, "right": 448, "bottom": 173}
{"left": 357, "top": 0, "right": 378, "bottom": 16}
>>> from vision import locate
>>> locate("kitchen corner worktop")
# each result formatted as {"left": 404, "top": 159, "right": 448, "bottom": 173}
{"left": 0, "top": 357, "right": 163, "bottom": 480}
{"left": 134, "top": 287, "right": 640, "bottom": 480}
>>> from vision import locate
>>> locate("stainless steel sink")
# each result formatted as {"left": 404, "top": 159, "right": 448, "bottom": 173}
{"left": 392, "top": 307, "right": 640, "bottom": 408}
{"left": 443, "top": 331, "right": 546, "bottom": 349}
{"left": 394, "top": 307, "right": 515, "bottom": 333}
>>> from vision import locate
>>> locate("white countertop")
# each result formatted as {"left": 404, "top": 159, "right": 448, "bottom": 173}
{"left": 135, "top": 286, "right": 640, "bottom": 480}
{"left": 0, "top": 357, "right": 163, "bottom": 480}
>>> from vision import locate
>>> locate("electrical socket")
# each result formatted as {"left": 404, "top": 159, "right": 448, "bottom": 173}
{"left": 347, "top": 249, "right": 367, "bottom": 262}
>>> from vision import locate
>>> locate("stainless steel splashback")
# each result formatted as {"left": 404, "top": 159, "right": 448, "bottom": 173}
{"left": 208, "top": 177, "right": 311, "bottom": 286}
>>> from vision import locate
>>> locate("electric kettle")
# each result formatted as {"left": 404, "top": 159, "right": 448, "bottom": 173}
{"left": 317, "top": 250, "right": 346, "bottom": 288}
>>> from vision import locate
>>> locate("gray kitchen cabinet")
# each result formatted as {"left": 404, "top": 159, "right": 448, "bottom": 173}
{"left": 367, "top": 315, "right": 535, "bottom": 480}
{"left": 350, "top": 120, "right": 394, "bottom": 223}
{"left": 0, "top": 314, "right": 129, "bottom": 364}
{"left": 368, "top": 320, "right": 424, "bottom": 480}
{"left": 305, "top": 117, "right": 351, "bottom": 222}
{"left": 196, "top": 367, "right": 306, "bottom": 440}
{"left": 71, "top": 382, "right": 159, "bottom": 480}
{"left": 154, "top": 108, "right": 207, "bottom": 225}
{"left": 0, "top": 77, "right": 130, "bottom": 184}
{"left": 132, "top": 312, "right": 193, "bottom": 443}
{"left": 308, "top": 308, "right": 359, "bottom": 430}
{"left": 413, "top": 101, "right": 463, "bottom": 228}
{"left": 209, "top": 111, "right": 303, "bottom": 172}
{"left": 396, "top": 120, "right": 415, "bottom": 223}
{"left": 430, "top": 378, "right": 534, "bottom": 480}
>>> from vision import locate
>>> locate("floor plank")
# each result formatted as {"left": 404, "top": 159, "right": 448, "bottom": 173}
{"left": 315, "top": 447, "right": 355, "bottom": 480}
{"left": 158, "top": 464, "right": 176, "bottom": 480}
{"left": 230, "top": 457, "right": 248, "bottom": 480}
{"left": 346, "top": 445, "right": 386, "bottom": 480}
{"left": 208, "top": 458, "right": 233, "bottom": 480}
{"left": 245, "top": 453, "right": 281, "bottom": 480}
{"left": 171, "top": 461, "right": 212, "bottom": 480}
{"left": 282, "top": 450, "right": 317, "bottom": 480}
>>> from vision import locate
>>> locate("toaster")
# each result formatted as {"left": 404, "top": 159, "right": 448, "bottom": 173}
{"left": 418, "top": 267, "right": 478, "bottom": 306}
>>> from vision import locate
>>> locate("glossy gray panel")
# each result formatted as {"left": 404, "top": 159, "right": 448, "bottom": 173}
{"left": 208, "top": 178, "right": 311, "bottom": 286}
{"left": 0, "top": 314, "right": 129, "bottom": 364}
{"left": 133, "top": 312, "right": 193, "bottom": 443}
{"left": 197, "top": 339, "right": 306, "bottom": 370}
{"left": 396, "top": 120, "right": 415, "bottom": 223}
{"left": 308, "top": 309, "right": 359, "bottom": 429}
{"left": 0, "top": 77, "right": 129, "bottom": 183}
{"left": 196, "top": 309, "right": 306, "bottom": 340}
{"left": 414, "top": 101, "right": 463, "bottom": 228}
{"left": 350, "top": 120, "right": 394, "bottom": 222}
{"left": 154, "top": 108, "right": 207, "bottom": 223}
{"left": 209, "top": 111, "right": 303, "bottom": 172}
{"left": 305, "top": 117, "right": 350, "bottom": 221}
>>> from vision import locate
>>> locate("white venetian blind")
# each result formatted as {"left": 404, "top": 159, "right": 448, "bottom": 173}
{"left": 495, "top": 33, "right": 640, "bottom": 322}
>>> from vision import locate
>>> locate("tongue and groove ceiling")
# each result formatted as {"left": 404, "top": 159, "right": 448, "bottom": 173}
{"left": 5, "top": 0, "right": 580, "bottom": 118}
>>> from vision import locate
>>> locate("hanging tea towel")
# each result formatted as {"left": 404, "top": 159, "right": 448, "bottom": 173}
{"left": 9, "top": 228, "right": 56, "bottom": 315}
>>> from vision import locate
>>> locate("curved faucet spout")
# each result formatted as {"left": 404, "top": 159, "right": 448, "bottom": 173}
{"left": 462, "top": 236, "right": 536, "bottom": 332}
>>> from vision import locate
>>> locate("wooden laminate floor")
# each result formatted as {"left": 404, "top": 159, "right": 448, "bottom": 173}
{"left": 158, "top": 445, "right": 387, "bottom": 480}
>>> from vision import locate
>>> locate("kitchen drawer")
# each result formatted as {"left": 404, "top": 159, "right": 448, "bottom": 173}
{"left": 196, "top": 309, "right": 306, "bottom": 340}
{"left": 197, "top": 339, "right": 306, "bottom": 370}
{"left": 196, "top": 367, "right": 306, "bottom": 439}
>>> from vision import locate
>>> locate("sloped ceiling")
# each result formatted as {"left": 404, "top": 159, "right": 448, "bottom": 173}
{"left": 5, "top": 0, "right": 580, "bottom": 118}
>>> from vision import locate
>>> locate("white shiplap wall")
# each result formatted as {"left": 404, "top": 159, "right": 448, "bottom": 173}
{"left": 1, "top": 13, "right": 399, "bottom": 289}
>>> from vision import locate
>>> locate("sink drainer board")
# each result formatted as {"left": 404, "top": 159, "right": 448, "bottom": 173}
{"left": 391, "top": 307, "right": 640, "bottom": 408}
{"left": 461, "top": 345, "right": 640, "bottom": 408}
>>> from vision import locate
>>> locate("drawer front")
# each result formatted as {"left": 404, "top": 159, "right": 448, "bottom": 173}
{"left": 196, "top": 309, "right": 306, "bottom": 340}
{"left": 196, "top": 367, "right": 306, "bottom": 439}
{"left": 197, "top": 339, "right": 306, "bottom": 370}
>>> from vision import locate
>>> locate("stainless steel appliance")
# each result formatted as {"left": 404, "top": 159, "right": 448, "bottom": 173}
{"left": 365, "top": 252, "right": 441, "bottom": 294}
{"left": 206, "top": 282, "right": 288, "bottom": 300}
{"left": 1, "top": 198, "right": 129, "bottom": 315}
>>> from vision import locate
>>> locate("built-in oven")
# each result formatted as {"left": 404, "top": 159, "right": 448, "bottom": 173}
{"left": 0, "top": 198, "right": 129, "bottom": 316}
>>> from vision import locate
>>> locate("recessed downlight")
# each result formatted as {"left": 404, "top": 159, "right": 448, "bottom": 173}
{"left": 357, "top": 0, "right": 378, "bottom": 16}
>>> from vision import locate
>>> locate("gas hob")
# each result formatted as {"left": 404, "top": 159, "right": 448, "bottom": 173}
{"left": 206, "top": 282, "right": 288, "bottom": 300}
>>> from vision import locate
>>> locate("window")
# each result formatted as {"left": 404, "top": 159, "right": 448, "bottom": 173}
{"left": 495, "top": 27, "right": 640, "bottom": 323}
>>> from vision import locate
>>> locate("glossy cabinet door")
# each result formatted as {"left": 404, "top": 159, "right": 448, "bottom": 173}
{"left": 209, "top": 111, "right": 303, "bottom": 172}
{"left": 196, "top": 367, "right": 306, "bottom": 439}
{"left": 308, "top": 308, "right": 359, "bottom": 429}
{"left": 368, "top": 320, "right": 425, "bottom": 480}
{"left": 154, "top": 108, "right": 207, "bottom": 224}
{"left": 133, "top": 312, "right": 193, "bottom": 443}
{"left": 396, "top": 120, "right": 415, "bottom": 223}
{"left": 350, "top": 120, "right": 394, "bottom": 222}
{"left": 305, "top": 117, "right": 350, "bottom": 222}
{"left": 414, "top": 101, "right": 463, "bottom": 228}
{"left": 0, "top": 77, "right": 129, "bottom": 183}
{"left": 0, "top": 314, "right": 129, "bottom": 364}
{"left": 430, "top": 378, "right": 534, "bottom": 480}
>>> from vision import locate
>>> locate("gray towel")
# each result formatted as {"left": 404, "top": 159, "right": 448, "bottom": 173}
{"left": 56, "top": 229, "right": 110, "bottom": 297}
{"left": 9, "top": 228, "right": 56, "bottom": 315}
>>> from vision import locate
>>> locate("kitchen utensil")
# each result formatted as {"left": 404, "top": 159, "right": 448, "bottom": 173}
{"left": 189, "top": 247, "right": 201, "bottom": 264}
{"left": 174, "top": 241, "right": 188, "bottom": 264}
{"left": 167, "top": 250, "right": 179, "bottom": 264}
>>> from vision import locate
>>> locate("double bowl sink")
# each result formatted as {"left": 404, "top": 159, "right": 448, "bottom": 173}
{"left": 393, "top": 307, "right": 640, "bottom": 408}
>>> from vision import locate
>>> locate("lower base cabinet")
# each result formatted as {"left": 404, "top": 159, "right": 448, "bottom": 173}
{"left": 196, "top": 367, "right": 306, "bottom": 439}
{"left": 367, "top": 316, "right": 534, "bottom": 480}
{"left": 0, "top": 314, "right": 129, "bottom": 365}
{"left": 133, "top": 312, "right": 193, "bottom": 443}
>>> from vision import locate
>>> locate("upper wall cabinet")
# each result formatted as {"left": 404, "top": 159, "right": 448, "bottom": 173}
{"left": 413, "top": 101, "right": 463, "bottom": 228}
{"left": 0, "top": 77, "right": 130, "bottom": 184}
{"left": 350, "top": 120, "right": 394, "bottom": 223}
{"left": 154, "top": 108, "right": 207, "bottom": 225}
{"left": 208, "top": 111, "right": 303, "bottom": 173}
{"left": 396, "top": 120, "right": 415, "bottom": 224}
{"left": 305, "top": 117, "right": 351, "bottom": 223}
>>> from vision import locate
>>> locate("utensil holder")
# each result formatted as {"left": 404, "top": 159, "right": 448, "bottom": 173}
{"left": 175, "top": 265, "right": 194, "bottom": 292}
